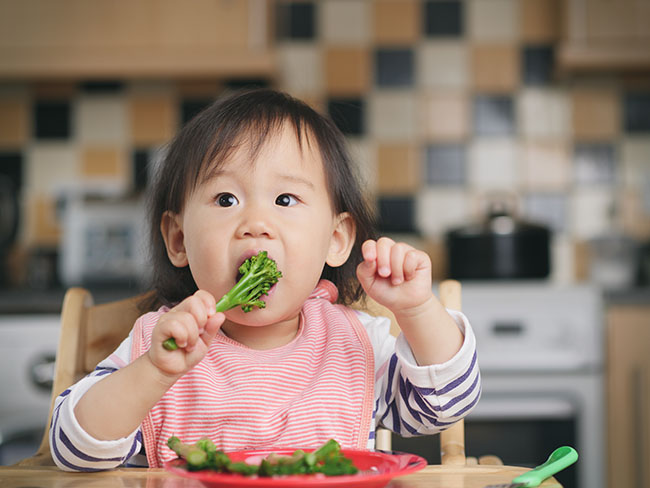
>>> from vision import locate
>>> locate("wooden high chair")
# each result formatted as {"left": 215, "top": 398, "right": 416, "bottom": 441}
{"left": 15, "top": 288, "right": 151, "bottom": 466}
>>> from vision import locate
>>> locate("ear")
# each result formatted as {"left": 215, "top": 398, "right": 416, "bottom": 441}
{"left": 326, "top": 212, "right": 356, "bottom": 268}
{"left": 160, "top": 211, "right": 189, "bottom": 267}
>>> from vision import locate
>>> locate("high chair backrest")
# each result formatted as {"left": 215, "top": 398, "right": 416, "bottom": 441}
{"left": 367, "top": 280, "right": 466, "bottom": 466}
{"left": 16, "top": 287, "right": 150, "bottom": 466}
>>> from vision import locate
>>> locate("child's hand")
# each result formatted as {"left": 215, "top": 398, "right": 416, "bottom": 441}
{"left": 356, "top": 237, "right": 433, "bottom": 315}
{"left": 148, "top": 290, "right": 225, "bottom": 378}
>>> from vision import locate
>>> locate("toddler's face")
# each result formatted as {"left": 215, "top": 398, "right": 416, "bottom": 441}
{"left": 163, "top": 122, "right": 354, "bottom": 328}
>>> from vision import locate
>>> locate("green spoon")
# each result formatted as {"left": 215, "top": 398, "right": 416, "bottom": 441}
{"left": 485, "top": 446, "right": 578, "bottom": 488}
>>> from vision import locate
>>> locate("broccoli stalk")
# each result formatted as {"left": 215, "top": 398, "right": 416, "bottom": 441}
{"left": 162, "top": 251, "right": 282, "bottom": 351}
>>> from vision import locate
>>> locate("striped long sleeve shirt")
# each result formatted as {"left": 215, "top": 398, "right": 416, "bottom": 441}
{"left": 50, "top": 308, "right": 480, "bottom": 471}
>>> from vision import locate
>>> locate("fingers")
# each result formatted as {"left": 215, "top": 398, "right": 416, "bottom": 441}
{"left": 166, "top": 290, "right": 217, "bottom": 351}
{"left": 360, "top": 237, "right": 427, "bottom": 285}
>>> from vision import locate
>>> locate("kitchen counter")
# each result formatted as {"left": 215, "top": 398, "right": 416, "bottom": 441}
{"left": 0, "top": 464, "right": 565, "bottom": 488}
{"left": 0, "top": 285, "right": 145, "bottom": 314}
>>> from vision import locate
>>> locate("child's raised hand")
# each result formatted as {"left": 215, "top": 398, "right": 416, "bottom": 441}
{"left": 148, "top": 290, "right": 225, "bottom": 377}
{"left": 356, "top": 237, "right": 433, "bottom": 315}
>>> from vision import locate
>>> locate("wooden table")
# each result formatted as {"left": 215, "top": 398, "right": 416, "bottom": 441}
{"left": 0, "top": 465, "right": 563, "bottom": 487}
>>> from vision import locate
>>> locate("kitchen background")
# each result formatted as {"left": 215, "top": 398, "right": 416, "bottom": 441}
{"left": 0, "top": 1, "right": 649, "bottom": 487}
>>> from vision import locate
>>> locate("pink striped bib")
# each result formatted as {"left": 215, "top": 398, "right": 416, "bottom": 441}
{"left": 131, "top": 280, "right": 375, "bottom": 468}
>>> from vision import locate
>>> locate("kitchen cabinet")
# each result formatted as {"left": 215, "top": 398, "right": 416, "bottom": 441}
{"left": 606, "top": 304, "right": 650, "bottom": 488}
{"left": 0, "top": 0, "right": 274, "bottom": 79}
{"left": 559, "top": 0, "right": 650, "bottom": 71}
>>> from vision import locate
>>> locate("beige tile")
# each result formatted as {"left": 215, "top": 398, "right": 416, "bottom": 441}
{"left": 376, "top": 143, "right": 420, "bottom": 194}
{"left": 571, "top": 87, "right": 621, "bottom": 141}
{"left": 550, "top": 235, "right": 575, "bottom": 284}
{"left": 416, "top": 188, "right": 469, "bottom": 237}
{"left": 347, "top": 138, "right": 377, "bottom": 193}
{"left": 573, "top": 240, "right": 591, "bottom": 282}
{"left": 324, "top": 47, "right": 371, "bottom": 96}
{"left": 373, "top": 0, "right": 420, "bottom": 44}
{"left": 468, "top": 0, "right": 519, "bottom": 41}
{"left": 0, "top": 97, "right": 29, "bottom": 147}
{"left": 417, "top": 41, "right": 468, "bottom": 88}
{"left": 468, "top": 139, "right": 520, "bottom": 190}
{"left": 25, "top": 195, "right": 61, "bottom": 246}
{"left": 369, "top": 92, "right": 417, "bottom": 141}
{"left": 519, "top": 88, "right": 570, "bottom": 140}
{"left": 129, "top": 94, "right": 176, "bottom": 145}
{"left": 419, "top": 91, "right": 469, "bottom": 141}
{"left": 76, "top": 95, "right": 127, "bottom": 144}
{"left": 81, "top": 147, "right": 126, "bottom": 179}
{"left": 277, "top": 44, "right": 323, "bottom": 96}
{"left": 620, "top": 190, "right": 650, "bottom": 238}
{"left": 521, "top": 0, "right": 560, "bottom": 42}
{"left": 522, "top": 141, "right": 571, "bottom": 190}
{"left": 320, "top": 0, "right": 370, "bottom": 45}
{"left": 471, "top": 44, "right": 520, "bottom": 92}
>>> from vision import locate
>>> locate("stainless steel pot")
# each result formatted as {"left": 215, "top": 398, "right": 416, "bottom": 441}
{"left": 445, "top": 204, "right": 551, "bottom": 280}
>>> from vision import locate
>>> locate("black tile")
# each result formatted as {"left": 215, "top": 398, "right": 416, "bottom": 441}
{"left": 574, "top": 143, "right": 617, "bottom": 185}
{"left": 80, "top": 80, "right": 125, "bottom": 93}
{"left": 473, "top": 95, "right": 515, "bottom": 136}
{"left": 522, "top": 45, "right": 555, "bottom": 85}
{"left": 375, "top": 48, "right": 414, "bottom": 87}
{"left": 181, "top": 98, "right": 213, "bottom": 126}
{"left": 132, "top": 150, "right": 150, "bottom": 191}
{"left": 34, "top": 100, "right": 71, "bottom": 140}
{"left": 327, "top": 97, "right": 365, "bottom": 136}
{"left": 378, "top": 196, "right": 416, "bottom": 233}
{"left": 425, "top": 144, "right": 466, "bottom": 184}
{"left": 624, "top": 92, "right": 650, "bottom": 133}
{"left": 424, "top": 0, "right": 463, "bottom": 37}
{"left": 0, "top": 152, "right": 23, "bottom": 190}
{"left": 276, "top": 1, "right": 315, "bottom": 40}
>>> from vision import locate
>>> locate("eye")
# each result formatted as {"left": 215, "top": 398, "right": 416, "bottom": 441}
{"left": 216, "top": 193, "right": 239, "bottom": 207}
{"left": 275, "top": 194, "right": 298, "bottom": 207}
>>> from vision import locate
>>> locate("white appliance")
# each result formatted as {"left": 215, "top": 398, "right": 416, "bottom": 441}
{"left": 59, "top": 195, "right": 149, "bottom": 287}
{"left": 392, "top": 282, "right": 604, "bottom": 488}
{"left": 0, "top": 314, "right": 60, "bottom": 464}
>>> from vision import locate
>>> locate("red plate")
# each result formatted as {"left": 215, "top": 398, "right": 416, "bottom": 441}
{"left": 164, "top": 448, "right": 426, "bottom": 488}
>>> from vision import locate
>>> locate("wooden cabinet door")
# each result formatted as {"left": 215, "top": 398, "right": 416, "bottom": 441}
{"left": 607, "top": 305, "right": 650, "bottom": 488}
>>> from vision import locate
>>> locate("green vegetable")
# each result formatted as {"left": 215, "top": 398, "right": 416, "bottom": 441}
{"left": 168, "top": 437, "right": 358, "bottom": 477}
{"left": 163, "top": 251, "right": 282, "bottom": 351}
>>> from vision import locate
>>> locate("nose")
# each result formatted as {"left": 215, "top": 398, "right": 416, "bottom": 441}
{"left": 235, "top": 205, "right": 276, "bottom": 239}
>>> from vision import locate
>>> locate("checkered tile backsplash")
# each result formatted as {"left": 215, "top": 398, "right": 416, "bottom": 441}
{"left": 1, "top": 0, "right": 650, "bottom": 284}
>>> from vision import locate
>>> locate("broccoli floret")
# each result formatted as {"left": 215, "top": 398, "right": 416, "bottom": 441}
{"left": 163, "top": 251, "right": 282, "bottom": 350}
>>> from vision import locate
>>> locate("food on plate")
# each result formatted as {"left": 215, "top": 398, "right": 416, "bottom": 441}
{"left": 167, "top": 437, "right": 359, "bottom": 477}
{"left": 163, "top": 250, "right": 282, "bottom": 350}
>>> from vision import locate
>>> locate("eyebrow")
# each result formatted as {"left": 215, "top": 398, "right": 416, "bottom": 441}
{"left": 277, "top": 173, "right": 315, "bottom": 189}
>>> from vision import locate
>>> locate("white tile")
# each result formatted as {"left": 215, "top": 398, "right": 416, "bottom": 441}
{"left": 75, "top": 95, "right": 127, "bottom": 144}
{"left": 467, "top": 0, "right": 519, "bottom": 41}
{"left": 320, "top": 0, "right": 370, "bottom": 45}
{"left": 368, "top": 92, "right": 417, "bottom": 141}
{"left": 26, "top": 143, "right": 79, "bottom": 195}
{"left": 569, "top": 188, "right": 616, "bottom": 238}
{"left": 277, "top": 44, "right": 323, "bottom": 96}
{"left": 417, "top": 41, "right": 469, "bottom": 88}
{"left": 621, "top": 136, "right": 650, "bottom": 189}
{"left": 468, "top": 138, "right": 520, "bottom": 190}
{"left": 521, "top": 141, "right": 571, "bottom": 190}
{"left": 519, "top": 89, "right": 570, "bottom": 140}
{"left": 416, "top": 188, "right": 470, "bottom": 237}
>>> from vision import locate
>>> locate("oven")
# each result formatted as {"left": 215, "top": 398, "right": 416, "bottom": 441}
{"left": 392, "top": 282, "right": 605, "bottom": 488}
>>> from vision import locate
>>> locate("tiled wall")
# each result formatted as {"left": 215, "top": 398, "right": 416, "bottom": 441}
{"left": 1, "top": 0, "right": 650, "bottom": 285}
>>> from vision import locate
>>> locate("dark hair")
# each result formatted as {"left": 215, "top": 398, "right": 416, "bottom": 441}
{"left": 144, "top": 88, "right": 376, "bottom": 310}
